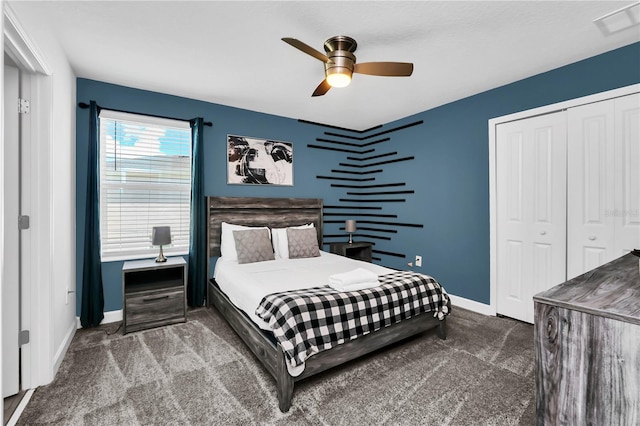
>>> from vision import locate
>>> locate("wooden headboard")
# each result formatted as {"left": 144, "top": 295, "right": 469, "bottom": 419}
{"left": 207, "top": 196, "right": 324, "bottom": 258}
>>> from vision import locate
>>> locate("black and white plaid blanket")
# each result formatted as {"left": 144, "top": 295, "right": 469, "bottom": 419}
{"left": 255, "top": 270, "right": 450, "bottom": 369}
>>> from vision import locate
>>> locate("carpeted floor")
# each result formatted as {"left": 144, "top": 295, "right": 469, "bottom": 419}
{"left": 17, "top": 306, "right": 535, "bottom": 425}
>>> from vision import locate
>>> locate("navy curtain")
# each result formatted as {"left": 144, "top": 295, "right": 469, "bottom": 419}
{"left": 80, "top": 101, "right": 105, "bottom": 327}
{"left": 188, "top": 118, "right": 206, "bottom": 306}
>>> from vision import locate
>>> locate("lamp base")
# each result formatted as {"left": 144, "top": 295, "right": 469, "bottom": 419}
{"left": 348, "top": 234, "right": 353, "bottom": 244}
{"left": 155, "top": 246, "right": 167, "bottom": 263}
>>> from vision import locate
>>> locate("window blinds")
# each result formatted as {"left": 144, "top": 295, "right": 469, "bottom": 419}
{"left": 99, "top": 110, "right": 192, "bottom": 261}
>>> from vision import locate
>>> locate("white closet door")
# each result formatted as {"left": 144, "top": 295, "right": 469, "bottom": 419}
{"left": 614, "top": 93, "right": 640, "bottom": 254}
{"left": 567, "top": 100, "right": 617, "bottom": 279}
{"left": 496, "top": 112, "right": 567, "bottom": 323}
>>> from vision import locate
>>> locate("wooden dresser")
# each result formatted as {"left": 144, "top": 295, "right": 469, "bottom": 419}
{"left": 533, "top": 253, "right": 640, "bottom": 425}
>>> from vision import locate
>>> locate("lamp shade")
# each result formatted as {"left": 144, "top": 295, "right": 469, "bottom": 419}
{"left": 151, "top": 226, "right": 171, "bottom": 246}
{"left": 345, "top": 220, "right": 357, "bottom": 233}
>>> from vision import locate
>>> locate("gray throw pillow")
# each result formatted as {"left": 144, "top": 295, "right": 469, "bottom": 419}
{"left": 287, "top": 227, "right": 320, "bottom": 259}
{"left": 232, "top": 229, "right": 275, "bottom": 264}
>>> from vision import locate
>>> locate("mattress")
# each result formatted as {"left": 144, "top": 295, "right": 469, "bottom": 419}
{"left": 213, "top": 251, "right": 394, "bottom": 331}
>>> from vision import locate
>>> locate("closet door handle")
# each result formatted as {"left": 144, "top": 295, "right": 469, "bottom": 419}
{"left": 588, "top": 236, "right": 596, "bottom": 241}
{"left": 540, "top": 231, "right": 546, "bottom": 235}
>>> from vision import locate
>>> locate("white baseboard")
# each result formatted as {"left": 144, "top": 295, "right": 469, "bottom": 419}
{"left": 75, "top": 309, "right": 123, "bottom": 329}
{"left": 448, "top": 294, "right": 496, "bottom": 317}
{"left": 102, "top": 309, "right": 123, "bottom": 324}
{"left": 53, "top": 319, "right": 76, "bottom": 376}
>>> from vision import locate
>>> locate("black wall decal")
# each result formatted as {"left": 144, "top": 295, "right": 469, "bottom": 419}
{"left": 317, "top": 176, "right": 375, "bottom": 182}
{"left": 303, "top": 118, "right": 425, "bottom": 264}
{"left": 324, "top": 212, "right": 397, "bottom": 218}
{"left": 340, "top": 198, "right": 405, "bottom": 203}
{"left": 339, "top": 156, "right": 415, "bottom": 168}
{"left": 346, "top": 190, "right": 414, "bottom": 196}
{"left": 331, "top": 183, "right": 406, "bottom": 189}
{"left": 359, "top": 220, "right": 423, "bottom": 228}
{"left": 331, "top": 169, "right": 383, "bottom": 175}
{"left": 347, "top": 152, "right": 397, "bottom": 161}
{"left": 324, "top": 205, "right": 382, "bottom": 210}
{"left": 372, "top": 249, "right": 406, "bottom": 258}
{"left": 308, "top": 144, "right": 374, "bottom": 155}
{"left": 316, "top": 138, "right": 367, "bottom": 147}
{"left": 352, "top": 234, "right": 391, "bottom": 241}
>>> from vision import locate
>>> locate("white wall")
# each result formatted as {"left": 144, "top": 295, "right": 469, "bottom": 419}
{"left": 7, "top": 1, "right": 77, "bottom": 385}
{"left": 1, "top": 1, "right": 6, "bottom": 422}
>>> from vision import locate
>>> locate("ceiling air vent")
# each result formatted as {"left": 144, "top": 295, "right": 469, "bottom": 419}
{"left": 593, "top": 2, "right": 640, "bottom": 35}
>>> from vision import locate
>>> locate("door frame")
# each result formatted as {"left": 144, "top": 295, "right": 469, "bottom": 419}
{"left": 3, "top": 3, "right": 53, "bottom": 393}
{"left": 488, "top": 83, "right": 640, "bottom": 317}
{"left": 3, "top": 60, "right": 21, "bottom": 399}
{"left": 1, "top": 10, "right": 5, "bottom": 423}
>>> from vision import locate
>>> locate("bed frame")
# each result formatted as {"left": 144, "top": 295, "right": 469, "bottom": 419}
{"left": 206, "top": 196, "right": 448, "bottom": 412}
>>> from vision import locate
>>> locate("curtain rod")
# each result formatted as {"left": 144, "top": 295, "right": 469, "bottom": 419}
{"left": 78, "top": 102, "right": 213, "bottom": 127}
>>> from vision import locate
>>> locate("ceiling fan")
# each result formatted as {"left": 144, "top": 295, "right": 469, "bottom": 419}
{"left": 282, "top": 35, "right": 414, "bottom": 97}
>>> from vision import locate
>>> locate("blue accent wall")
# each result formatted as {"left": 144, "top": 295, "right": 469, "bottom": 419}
{"left": 76, "top": 42, "right": 640, "bottom": 313}
{"left": 75, "top": 80, "right": 335, "bottom": 312}
{"left": 355, "top": 42, "right": 640, "bottom": 303}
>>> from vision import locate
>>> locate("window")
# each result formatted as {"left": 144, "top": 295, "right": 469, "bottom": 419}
{"left": 99, "top": 110, "right": 192, "bottom": 261}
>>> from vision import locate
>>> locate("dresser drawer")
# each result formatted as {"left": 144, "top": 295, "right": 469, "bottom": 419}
{"left": 125, "top": 287, "right": 185, "bottom": 327}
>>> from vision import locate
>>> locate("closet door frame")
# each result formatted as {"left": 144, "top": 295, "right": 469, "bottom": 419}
{"left": 488, "top": 83, "right": 639, "bottom": 317}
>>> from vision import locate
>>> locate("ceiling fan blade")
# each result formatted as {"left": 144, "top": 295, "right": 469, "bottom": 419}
{"left": 312, "top": 79, "right": 331, "bottom": 97}
{"left": 354, "top": 62, "right": 414, "bottom": 77}
{"left": 282, "top": 37, "right": 330, "bottom": 63}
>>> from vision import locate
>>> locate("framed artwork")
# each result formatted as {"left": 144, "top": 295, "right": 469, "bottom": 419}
{"left": 227, "top": 135, "right": 293, "bottom": 185}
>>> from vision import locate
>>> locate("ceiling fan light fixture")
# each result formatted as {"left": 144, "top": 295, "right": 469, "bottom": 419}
{"left": 324, "top": 47, "right": 355, "bottom": 88}
{"left": 281, "top": 35, "right": 413, "bottom": 97}
{"left": 326, "top": 69, "right": 352, "bottom": 88}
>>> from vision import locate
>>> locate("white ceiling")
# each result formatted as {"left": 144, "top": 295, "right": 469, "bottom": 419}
{"left": 10, "top": 1, "right": 640, "bottom": 129}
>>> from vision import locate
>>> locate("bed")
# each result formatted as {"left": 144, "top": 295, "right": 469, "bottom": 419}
{"left": 206, "top": 196, "right": 450, "bottom": 412}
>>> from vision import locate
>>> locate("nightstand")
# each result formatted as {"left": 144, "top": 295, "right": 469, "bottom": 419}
{"left": 330, "top": 242, "right": 373, "bottom": 263}
{"left": 122, "top": 257, "right": 187, "bottom": 334}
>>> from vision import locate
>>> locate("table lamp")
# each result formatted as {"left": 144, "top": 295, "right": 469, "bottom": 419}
{"left": 152, "top": 226, "right": 171, "bottom": 262}
{"left": 345, "top": 220, "right": 356, "bottom": 244}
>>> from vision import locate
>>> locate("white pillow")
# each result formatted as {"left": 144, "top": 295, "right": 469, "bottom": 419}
{"left": 272, "top": 223, "right": 314, "bottom": 259}
{"left": 220, "top": 222, "right": 270, "bottom": 261}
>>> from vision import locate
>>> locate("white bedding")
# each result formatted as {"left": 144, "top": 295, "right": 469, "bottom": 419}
{"left": 213, "top": 251, "right": 394, "bottom": 331}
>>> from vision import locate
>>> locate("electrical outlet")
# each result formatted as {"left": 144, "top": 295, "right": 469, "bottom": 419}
{"left": 415, "top": 255, "right": 422, "bottom": 267}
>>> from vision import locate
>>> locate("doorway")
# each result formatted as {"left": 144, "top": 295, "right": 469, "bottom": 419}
{"left": 3, "top": 5, "right": 54, "bottom": 423}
